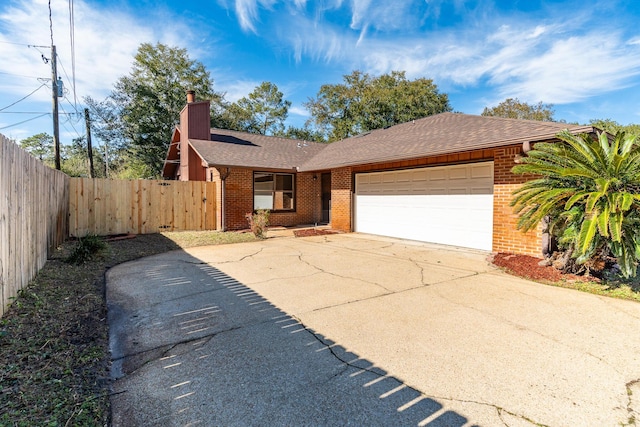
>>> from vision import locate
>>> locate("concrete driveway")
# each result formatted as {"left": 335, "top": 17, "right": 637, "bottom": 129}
{"left": 108, "top": 233, "right": 640, "bottom": 426}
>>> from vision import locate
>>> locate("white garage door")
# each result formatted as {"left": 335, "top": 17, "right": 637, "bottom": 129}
{"left": 355, "top": 162, "right": 494, "bottom": 251}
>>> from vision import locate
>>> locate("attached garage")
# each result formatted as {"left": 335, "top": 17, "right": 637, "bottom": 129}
{"left": 354, "top": 162, "right": 494, "bottom": 251}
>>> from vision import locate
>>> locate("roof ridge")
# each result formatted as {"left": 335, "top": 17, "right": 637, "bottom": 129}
{"left": 209, "top": 127, "right": 327, "bottom": 146}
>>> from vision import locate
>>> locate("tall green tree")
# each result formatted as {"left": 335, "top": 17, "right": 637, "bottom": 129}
{"left": 60, "top": 136, "right": 107, "bottom": 178}
{"left": 275, "top": 125, "right": 326, "bottom": 142}
{"left": 305, "top": 70, "right": 452, "bottom": 141}
{"left": 482, "top": 98, "right": 555, "bottom": 121}
{"left": 511, "top": 130, "right": 640, "bottom": 277}
{"left": 84, "top": 96, "right": 126, "bottom": 178}
{"left": 224, "top": 82, "right": 291, "bottom": 135}
{"left": 20, "top": 133, "right": 54, "bottom": 164}
{"left": 590, "top": 118, "right": 640, "bottom": 137}
{"left": 96, "top": 42, "right": 224, "bottom": 178}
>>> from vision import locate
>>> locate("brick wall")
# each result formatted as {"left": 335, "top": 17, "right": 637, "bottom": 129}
{"left": 492, "top": 146, "right": 542, "bottom": 257}
{"left": 220, "top": 168, "right": 321, "bottom": 230}
{"left": 208, "top": 147, "right": 542, "bottom": 257}
{"left": 330, "top": 167, "right": 353, "bottom": 232}
{"left": 224, "top": 168, "right": 253, "bottom": 230}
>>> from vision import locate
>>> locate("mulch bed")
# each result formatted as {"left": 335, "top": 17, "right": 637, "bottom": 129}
{"left": 293, "top": 229, "right": 340, "bottom": 237}
{"left": 491, "top": 253, "right": 595, "bottom": 283}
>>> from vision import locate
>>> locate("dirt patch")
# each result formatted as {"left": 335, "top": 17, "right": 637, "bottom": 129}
{"left": 0, "top": 231, "right": 255, "bottom": 426}
{"left": 492, "top": 253, "right": 595, "bottom": 283}
{"left": 293, "top": 228, "right": 340, "bottom": 237}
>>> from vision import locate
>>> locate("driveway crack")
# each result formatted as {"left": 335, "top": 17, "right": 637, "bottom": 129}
{"left": 112, "top": 326, "right": 242, "bottom": 378}
{"left": 626, "top": 378, "right": 640, "bottom": 426}
{"left": 432, "top": 284, "right": 628, "bottom": 377}
{"left": 190, "top": 247, "right": 265, "bottom": 265}
{"left": 294, "top": 252, "right": 393, "bottom": 293}
{"left": 291, "top": 314, "right": 547, "bottom": 427}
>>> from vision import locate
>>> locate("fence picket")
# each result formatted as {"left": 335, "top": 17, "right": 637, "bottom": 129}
{"left": 0, "top": 134, "right": 68, "bottom": 316}
{"left": 0, "top": 133, "right": 216, "bottom": 317}
{"left": 68, "top": 178, "right": 216, "bottom": 237}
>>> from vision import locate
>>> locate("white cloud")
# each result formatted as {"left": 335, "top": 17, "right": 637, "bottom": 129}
{"left": 0, "top": 0, "right": 203, "bottom": 140}
{"left": 216, "top": 79, "right": 260, "bottom": 102}
{"left": 349, "top": 0, "right": 419, "bottom": 33}
{"left": 353, "top": 19, "right": 640, "bottom": 106}
{"left": 222, "top": 0, "right": 277, "bottom": 33}
{"left": 286, "top": 16, "right": 357, "bottom": 64}
{"left": 289, "top": 105, "right": 308, "bottom": 117}
{"left": 0, "top": 0, "right": 200, "bottom": 102}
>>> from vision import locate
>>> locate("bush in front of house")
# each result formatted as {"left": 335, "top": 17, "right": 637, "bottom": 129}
{"left": 246, "top": 209, "right": 270, "bottom": 239}
{"left": 511, "top": 129, "right": 640, "bottom": 278}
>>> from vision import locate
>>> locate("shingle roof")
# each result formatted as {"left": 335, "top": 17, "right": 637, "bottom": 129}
{"left": 177, "top": 113, "right": 595, "bottom": 174}
{"left": 297, "top": 112, "right": 594, "bottom": 171}
{"left": 189, "top": 128, "right": 327, "bottom": 170}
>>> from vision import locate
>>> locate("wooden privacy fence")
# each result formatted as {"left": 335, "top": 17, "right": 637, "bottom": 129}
{"left": 0, "top": 134, "right": 69, "bottom": 317}
{"left": 69, "top": 178, "right": 216, "bottom": 236}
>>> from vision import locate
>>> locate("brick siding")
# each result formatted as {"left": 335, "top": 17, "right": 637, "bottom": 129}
{"left": 218, "top": 168, "right": 321, "bottom": 231}
{"left": 492, "top": 146, "right": 542, "bottom": 257}
{"left": 210, "top": 147, "right": 542, "bottom": 257}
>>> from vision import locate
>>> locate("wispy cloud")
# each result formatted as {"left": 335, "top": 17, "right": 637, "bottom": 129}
{"left": 289, "top": 105, "right": 308, "bottom": 117}
{"left": 219, "top": 0, "right": 278, "bottom": 33}
{"left": 216, "top": 79, "right": 260, "bottom": 102}
{"left": 219, "top": 0, "right": 640, "bottom": 107}
{"left": 0, "top": 0, "right": 204, "bottom": 139}
{"left": 0, "top": 0, "right": 198, "bottom": 102}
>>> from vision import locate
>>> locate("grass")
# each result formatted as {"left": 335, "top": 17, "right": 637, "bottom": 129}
{"left": 0, "top": 231, "right": 256, "bottom": 427}
{"left": 553, "top": 275, "right": 640, "bottom": 303}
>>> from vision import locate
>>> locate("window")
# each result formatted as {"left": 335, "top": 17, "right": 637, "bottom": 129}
{"left": 254, "top": 172, "right": 295, "bottom": 210}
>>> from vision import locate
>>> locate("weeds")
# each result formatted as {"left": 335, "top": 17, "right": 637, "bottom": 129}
{"left": 66, "top": 234, "right": 107, "bottom": 265}
{"left": 246, "top": 209, "right": 270, "bottom": 239}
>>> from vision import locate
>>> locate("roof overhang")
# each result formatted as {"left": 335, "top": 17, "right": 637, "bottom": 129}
{"left": 161, "top": 127, "right": 181, "bottom": 178}
{"left": 297, "top": 125, "right": 597, "bottom": 172}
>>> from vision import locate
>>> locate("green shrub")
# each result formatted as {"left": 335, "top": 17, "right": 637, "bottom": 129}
{"left": 66, "top": 234, "right": 107, "bottom": 265}
{"left": 511, "top": 130, "right": 640, "bottom": 278}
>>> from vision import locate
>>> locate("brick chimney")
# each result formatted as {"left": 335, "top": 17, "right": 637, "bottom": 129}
{"left": 179, "top": 90, "right": 211, "bottom": 181}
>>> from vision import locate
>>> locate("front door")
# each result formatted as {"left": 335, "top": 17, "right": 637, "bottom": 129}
{"left": 321, "top": 173, "right": 331, "bottom": 224}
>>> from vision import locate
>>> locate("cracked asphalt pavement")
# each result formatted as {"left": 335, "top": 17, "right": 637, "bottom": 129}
{"left": 108, "top": 233, "right": 640, "bottom": 426}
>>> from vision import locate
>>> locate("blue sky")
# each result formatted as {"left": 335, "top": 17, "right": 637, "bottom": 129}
{"left": 1, "top": 0, "right": 640, "bottom": 146}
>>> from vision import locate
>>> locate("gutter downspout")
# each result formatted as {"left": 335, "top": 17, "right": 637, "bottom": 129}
{"left": 219, "top": 167, "right": 231, "bottom": 231}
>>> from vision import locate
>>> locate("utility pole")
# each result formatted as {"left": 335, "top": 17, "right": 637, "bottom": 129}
{"left": 51, "top": 45, "right": 61, "bottom": 170}
{"left": 84, "top": 108, "right": 95, "bottom": 178}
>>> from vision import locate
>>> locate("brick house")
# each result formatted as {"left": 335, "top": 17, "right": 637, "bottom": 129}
{"left": 162, "top": 92, "right": 596, "bottom": 257}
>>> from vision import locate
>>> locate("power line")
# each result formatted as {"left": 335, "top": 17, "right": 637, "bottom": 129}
{"left": 0, "top": 111, "right": 79, "bottom": 115}
{"left": 62, "top": 94, "right": 82, "bottom": 117}
{"left": 68, "top": 0, "right": 77, "bottom": 107}
{"left": 59, "top": 97, "right": 83, "bottom": 138}
{"left": 0, "top": 71, "right": 45, "bottom": 79}
{"left": 0, "top": 113, "right": 49, "bottom": 130}
{"left": 59, "top": 114, "right": 83, "bottom": 139}
{"left": 0, "top": 41, "right": 44, "bottom": 47}
{"left": 0, "top": 83, "right": 47, "bottom": 112}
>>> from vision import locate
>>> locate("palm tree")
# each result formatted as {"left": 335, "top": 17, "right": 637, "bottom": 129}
{"left": 511, "top": 130, "right": 640, "bottom": 278}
